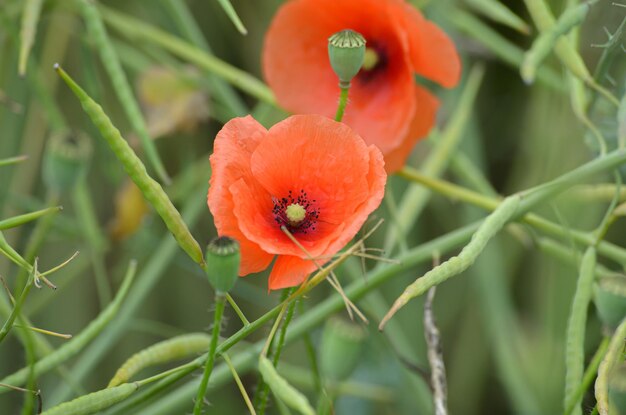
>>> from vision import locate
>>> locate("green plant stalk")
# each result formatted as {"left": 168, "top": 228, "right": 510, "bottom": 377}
{"left": 521, "top": 1, "right": 594, "bottom": 83}
{"left": 564, "top": 337, "right": 609, "bottom": 415}
{"left": 465, "top": 0, "right": 530, "bottom": 34}
{"left": 0, "top": 261, "right": 137, "bottom": 389}
{"left": 77, "top": 0, "right": 171, "bottom": 184}
{"left": 226, "top": 294, "right": 250, "bottom": 326}
{"left": 6, "top": 10, "right": 73, "bottom": 221}
{"left": 258, "top": 297, "right": 298, "bottom": 415}
{"left": 334, "top": 87, "right": 349, "bottom": 122}
{"left": 0, "top": 155, "right": 28, "bottom": 167}
{"left": 98, "top": 4, "right": 275, "bottom": 105}
{"left": 19, "top": 309, "right": 38, "bottom": 415}
{"left": 55, "top": 65, "right": 204, "bottom": 267}
{"left": 535, "top": 238, "right": 613, "bottom": 278}
{"left": 0, "top": 206, "right": 61, "bottom": 230}
{"left": 12, "top": 191, "right": 60, "bottom": 292}
{"left": 50, "top": 193, "right": 206, "bottom": 406}
{"left": 0, "top": 262, "right": 35, "bottom": 344}
{"left": 397, "top": 167, "right": 626, "bottom": 265}
{"left": 253, "top": 288, "right": 292, "bottom": 409}
{"left": 105, "top": 223, "right": 479, "bottom": 414}
{"left": 523, "top": 0, "right": 618, "bottom": 106}
{"left": 563, "top": 247, "right": 597, "bottom": 415}
{"left": 383, "top": 64, "right": 485, "bottom": 255}
{"left": 596, "top": 317, "right": 626, "bottom": 414}
{"left": 73, "top": 178, "right": 111, "bottom": 308}
{"left": 448, "top": 8, "right": 565, "bottom": 91}
{"left": 380, "top": 195, "right": 521, "bottom": 329}
{"left": 222, "top": 353, "right": 256, "bottom": 414}
{"left": 192, "top": 293, "right": 226, "bottom": 415}
{"left": 590, "top": 16, "right": 625, "bottom": 110}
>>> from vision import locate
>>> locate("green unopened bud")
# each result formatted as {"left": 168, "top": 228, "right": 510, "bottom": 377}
{"left": 205, "top": 236, "right": 240, "bottom": 293}
{"left": 594, "top": 276, "right": 626, "bottom": 330}
{"left": 319, "top": 317, "right": 366, "bottom": 381}
{"left": 328, "top": 29, "right": 366, "bottom": 88}
{"left": 610, "top": 363, "right": 626, "bottom": 414}
{"left": 43, "top": 131, "right": 92, "bottom": 193}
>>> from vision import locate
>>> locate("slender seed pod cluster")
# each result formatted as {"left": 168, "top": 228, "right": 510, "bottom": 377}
{"left": 380, "top": 195, "right": 520, "bottom": 330}
{"left": 54, "top": 65, "right": 204, "bottom": 267}
{"left": 258, "top": 355, "right": 315, "bottom": 415}
{"left": 108, "top": 333, "right": 211, "bottom": 387}
{"left": 40, "top": 383, "right": 139, "bottom": 415}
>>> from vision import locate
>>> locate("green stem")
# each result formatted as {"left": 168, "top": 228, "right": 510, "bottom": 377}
{"left": 334, "top": 86, "right": 349, "bottom": 122}
{"left": 564, "top": 337, "right": 609, "bottom": 415}
{"left": 257, "top": 296, "right": 298, "bottom": 415}
{"left": 0, "top": 263, "right": 35, "bottom": 344}
{"left": 226, "top": 294, "right": 249, "bottom": 326}
{"left": 192, "top": 292, "right": 226, "bottom": 414}
{"left": 398, "top": 166, "right": 626, "bottom": 265}
{"left": 104, "top": 223, "right": 479, "bottom": 414}
{"left": 73, "top": 178, "right": 111, "bottom": 308}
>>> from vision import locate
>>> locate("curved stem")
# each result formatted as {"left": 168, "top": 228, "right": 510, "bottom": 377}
{"left": 193, "top": 292, "right": 226, "bottom": 414}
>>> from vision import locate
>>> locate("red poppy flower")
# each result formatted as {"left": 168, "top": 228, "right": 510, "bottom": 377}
{"left": 207, "top": 114, "right": 386, "bottom": 290}
{"left": 263, "top": 0, "right": 461, "bottom": 172}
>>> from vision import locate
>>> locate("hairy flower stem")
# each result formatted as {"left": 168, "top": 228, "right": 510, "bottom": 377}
{"left": 334, "top": 86, "right": 350, "bottom": 122}
{"left": 193, "top": 292, "right": 226, "bottom": 414}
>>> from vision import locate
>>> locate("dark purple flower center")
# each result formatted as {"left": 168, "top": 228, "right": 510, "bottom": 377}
{"left": 272, "top": 189, "right": 319, "bottom": 234}
{"left": 357, "top": 44, "right": 387, "bottom": 83}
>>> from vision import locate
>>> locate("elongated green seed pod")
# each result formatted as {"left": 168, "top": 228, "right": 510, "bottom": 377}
{"left": 77, "top": 0, "right": 170, "bottom": 184}
{"left": 258, "top": 355, "right": 315, "bottom": 415}
{"left": 465, "top": 0, "right": 530, "bottom": 34}
{"left": 523, "top": 0, "right": 593, "bottom": 83}
{"left": 0, "top": 206, "right": 62, "bottom": 231}
{"left": 596, "top": 317, "right": 626, "bottom": 415}
{"left": 564, "top": 247, "right": 597, "bottom": 415}
{"left": 521, "top": 0, "right": 593, "bottom": 83}
{"left": 0, "top": 261, "right": 137, "bottom": 389}
{"left": 41, "top": 383, "right": 138, "bottom": 415}
{"left": 108, "top": 333, "right": 211, "bottom": 387}
{"left": 380, "top": 195, "right": 520, "bottom": 329}
{"left": 54, "top": 65, "right": 204, "bottom": 266}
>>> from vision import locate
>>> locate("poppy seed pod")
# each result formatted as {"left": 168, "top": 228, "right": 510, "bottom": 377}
{"left": 328, "top": 30, "right": 366, "bottom": 88}
{"left": 319, "top": 317, "right": 366, "bottom": 381}
{"left": 594, "top": 276, "right": 626, "bottom": 330}
{"left": 205, "top": 236, "right": 240, "bottom": 294}
{"left": 43, "top": 131, "right": 92, "bottom": 193}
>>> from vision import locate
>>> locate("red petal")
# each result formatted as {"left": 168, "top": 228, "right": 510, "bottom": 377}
{"left": 384, "top": 85, "right": 440, "bottom": 172}
{"left": 207, "top": 116, "right": 274, "bottom": 275}
{"left": 393, "top": 2, "right": 461, "bottom": 88}
{"left": 268, "top": 255, "right": 320, "bottom": 290}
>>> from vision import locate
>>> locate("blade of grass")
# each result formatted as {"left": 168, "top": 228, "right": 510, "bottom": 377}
{"left": 18, "top": 0, "right": 43, "bottom": 76}
{"left": 77, "top": 0, "right": 171, "bottom": 184}
{"left": 98, "top": 4, "right": 275, "bottom": 105}
{"left": 216, "top": 0, "right": 248, "bottom": 35}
